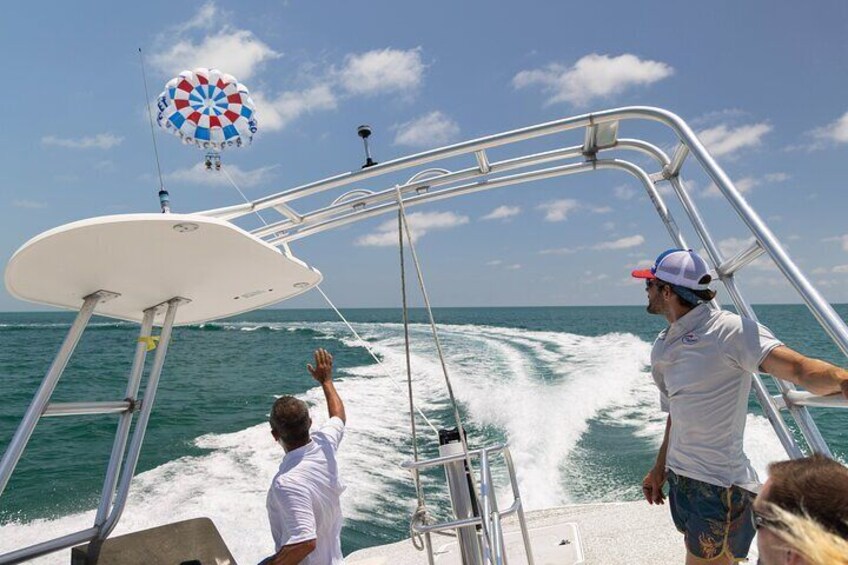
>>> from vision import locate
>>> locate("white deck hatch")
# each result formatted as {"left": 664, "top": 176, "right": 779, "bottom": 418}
{"left": 4, "top": 213, "right": 322, "bottom": 326}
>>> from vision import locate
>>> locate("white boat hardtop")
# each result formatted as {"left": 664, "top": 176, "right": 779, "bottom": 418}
{"left": 4, "top": 213, "right": 321, "bottom": 326}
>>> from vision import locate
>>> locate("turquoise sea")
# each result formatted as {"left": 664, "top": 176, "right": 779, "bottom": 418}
{"left": 1, "top": 304, "right": 846, "bottom": 563}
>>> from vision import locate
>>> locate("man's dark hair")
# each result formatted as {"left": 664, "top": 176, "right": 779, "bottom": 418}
{"left": 766, "top": 454, "right": 848, "bottom": 539}
{"left": 270, "top": 396, "right": 311, "bottom": 446}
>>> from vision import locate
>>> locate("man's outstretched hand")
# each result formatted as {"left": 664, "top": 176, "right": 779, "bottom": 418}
{"left": 307, "top": 348, "right": 333, "bottom": 384}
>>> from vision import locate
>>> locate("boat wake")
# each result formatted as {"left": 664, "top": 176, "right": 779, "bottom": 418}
{"left": 0, "top": 321, "right": 788, "bottom": 563}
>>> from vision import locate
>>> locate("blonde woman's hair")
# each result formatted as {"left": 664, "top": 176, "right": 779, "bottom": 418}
{"left": 764, "top": 503, "right": 848, "bottom": 565}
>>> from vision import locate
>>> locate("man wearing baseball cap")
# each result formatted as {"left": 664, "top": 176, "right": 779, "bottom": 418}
{"left": 632, "top": 248, "right": 848, "bottom": 565}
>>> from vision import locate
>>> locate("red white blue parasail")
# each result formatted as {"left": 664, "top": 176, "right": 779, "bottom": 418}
{"left": 156, "top": 68, "right": 257, "bottom": 150}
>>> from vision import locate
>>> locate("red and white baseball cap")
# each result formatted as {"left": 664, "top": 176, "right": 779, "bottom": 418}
{"left": 632, "top": 249, "right": 712, "bottom": 290}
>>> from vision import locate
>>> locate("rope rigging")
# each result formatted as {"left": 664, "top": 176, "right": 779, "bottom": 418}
{"left": 392, "top": 183, "right": 493, "bottom": 558}
{"left": 218, "top": 163, "right": 439, "bottom": 435}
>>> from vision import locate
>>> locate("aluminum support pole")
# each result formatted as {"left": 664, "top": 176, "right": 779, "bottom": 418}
{"left": 94, "top": 308, "right": 156, "bottom": 531}
{"left": 717, "top": 241, "right": 766, "bottom": 277}
{"left": 479, "top": 451, "right": 494, "bottom": 565}
{"left": 253, "top": 145, "right": 588, "bottom": 240}
{"left": 785, "top": 391, "right": 848, "bottom": 409}
{"left": 0, "top": 527, "right": 99, "bottom": 565}
{"left": 595, "top": 160, "right": 689, "bottom": 250}
{"left": 99, "top": 298, "right": 184, "bottom": 538}
{"left": 503, "top": 449, "right": 534, "bottom": 565}
{"left": 651, "top": 108, "right": 848, "bottom": 361}
{"left": 42, "top": 401, "right": 132, "bottom": 417}
{"left": 0, "top": 291, "right": 112, "bottom": 498}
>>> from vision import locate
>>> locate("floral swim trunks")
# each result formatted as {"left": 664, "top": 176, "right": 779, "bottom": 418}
{"left": 667, "top": 470, "right": 757, "bottom": 561}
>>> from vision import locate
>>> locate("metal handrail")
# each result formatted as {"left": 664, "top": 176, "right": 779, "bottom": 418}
{"left": 401, "top": 443, "right": 507, "bottom": 470}
{"left": 404, "top": 444, "right": 534, "bottom": 565}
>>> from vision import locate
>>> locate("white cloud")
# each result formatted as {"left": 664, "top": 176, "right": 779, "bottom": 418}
{"left": 697, "top": 123, "right": 772, "bottom": 157}
{"left": 481, "top": 205, "right": 521, "bottom": 221}
{"left": 93, "top": 160, "right": 116, "bottom": 172}
{"left": 614, "top": 185, "right": 637, "bottom": 200}
{"left": 582, "top": 271, "right": 610, "bottom": 283}
{"left": 486, "top": 260, "right": 503, "bottom": 266}
{"left": 180, "top": 1, "right": 218, "bottom": 32}
{"left": 833, "top": 265, "right": 848, "bottom": 274}
{"left": 165, "top": 162, "right": 279, "bottom": 188}
{"left": 823, "top": 235, "right": 848, "bottom": 252}
{"left": 513, "top": 53, "right": 673, "bottom": 106}
{"left": 12, "top": 200, "right": 46, "bottom": 209}
{"left": 394, "top": 111, "right": 460, "bottom": 147}
{"left": 764, "top": 172, "right": 790, "bottom": 183}
{"left": 538, "top": 199, "right": 580, "bottom": 222}
{"left": 505, "top": 264, "right": 522, "bottom": 270}
{"left": 252, "top": 86, "right": 337, "bottom": 132}
{"left": 339, "top": 48, "right": 424, "bottom": 96}
{"left": 538, "top": 247, "right": 578, "bottom": 255}
{"left": 42, "top": 133, "right": 123, "bottom": 150}
{"left": 355, "top": 211, "right": 468, "bottom": 247}
{"left": 151, "top": 29, "right": 279, "bottom": 81}
{"left": 735, "top": 177, "right": 762, "bottom": 194}
{"left": 812, "top": 111, "right": 848, "bottom": 144}
{"left": 594, "top": 234, "right": 645, "bottom": 250}
{"left": 702, "top": 172, "right": 786, "bottom": 198}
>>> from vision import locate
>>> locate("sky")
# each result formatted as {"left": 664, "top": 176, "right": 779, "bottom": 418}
{"left": 1, "top": 0, "right": 848, "bottom": 311}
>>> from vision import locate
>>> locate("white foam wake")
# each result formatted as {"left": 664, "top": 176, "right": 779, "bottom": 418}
{"left": 0, "top": 321, "right": 792, "bottom": 563}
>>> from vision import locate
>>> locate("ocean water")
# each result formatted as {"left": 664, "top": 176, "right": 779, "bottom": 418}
{"left": 0, "top": 304, "right": 846, "bottom": 563}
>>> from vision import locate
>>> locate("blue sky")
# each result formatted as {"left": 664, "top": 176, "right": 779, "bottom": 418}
{"left": 1, "top": 1, "right": 847, "bottom": 311}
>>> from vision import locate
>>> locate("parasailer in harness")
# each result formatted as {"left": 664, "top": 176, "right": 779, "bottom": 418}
{"left": 156, "top": 67, "right": 258, "bottom": 171}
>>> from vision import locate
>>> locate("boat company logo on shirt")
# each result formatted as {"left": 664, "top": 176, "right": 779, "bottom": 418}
{"left": 682, "top": 333, "right": 699, "bottom": 345}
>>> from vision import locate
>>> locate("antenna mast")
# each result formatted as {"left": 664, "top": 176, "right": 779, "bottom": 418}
{"left": 138, "top": 48, "right": 170, "bottom": 213}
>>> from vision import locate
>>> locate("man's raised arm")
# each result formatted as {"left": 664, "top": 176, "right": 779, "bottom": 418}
{"left": 307, "top": 348, "right": 346, "bottom": 423}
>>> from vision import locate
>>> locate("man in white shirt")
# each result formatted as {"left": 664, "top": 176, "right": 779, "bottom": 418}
{"left": 263, "top": 348, "right": 346, "bottom": 565}
{"left": 632, "top": 249, "right": 848, "bottom": 565}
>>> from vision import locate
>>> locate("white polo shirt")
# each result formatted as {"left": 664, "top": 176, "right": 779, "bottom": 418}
{"left": 651, "top": 304, "right": 782, "bottom": 491}
{"left": 266, "top": 416, "right": 346, "bottom": 564}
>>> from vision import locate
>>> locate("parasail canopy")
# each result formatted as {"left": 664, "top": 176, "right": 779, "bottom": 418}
{"left": 156, "top": 68, "right": 258, "bottom": 151}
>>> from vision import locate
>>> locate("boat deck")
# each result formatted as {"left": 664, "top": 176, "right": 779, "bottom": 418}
{"left": 348, "top": 501, "right": 696, "bottom": 564}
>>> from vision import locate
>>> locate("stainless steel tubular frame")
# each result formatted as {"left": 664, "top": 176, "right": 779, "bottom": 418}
{"left": 0, "top": 300, "right": 183, "bottom": 564}
{"left": 201, "top": 105, "right": 848, "bottom": 366}
{"left": 0, "top": 291, "right": 109, "bottom": 498}
{"left": 41, "top": 401, "right": 133, "bottom": 417}
{"left": 403, "top": 444, "right": 534, "bottom": 565}
{"left": 0, "top": 527, "right": 100, "bottom": 565}
{"left": 211, "top": 105, "right": 846, "bottom": 457}
{"left": 665, "top": 175, "right": 819, "bottom": 457}
{"left": 94, "top": 308, "right": 156, "bottom": 531}
{"left": 99, "top": 298, "right": 185, "bottom": 539}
